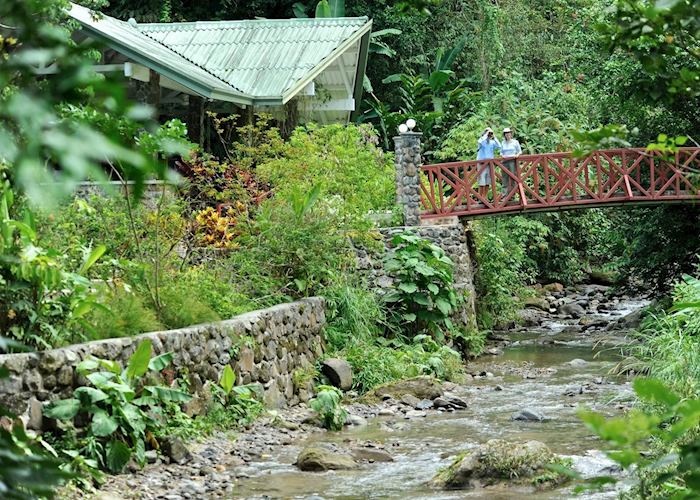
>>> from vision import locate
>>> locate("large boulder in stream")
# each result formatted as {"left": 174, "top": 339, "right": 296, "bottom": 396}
{"left": 517, "top": 308, "right": 543, "bottom": 327}
{"left": 588, "top": 270, "right": 619, "bottom": 286}
{"left": 543, "top": 282, "right": 564, "bottom": 293}
{"left": 295, "top": 445, "right": 357, "bottom": 471}
{"left": 434, "top": 439, "right": 569, "bottom": 490}
{"left": 523, "top": 296, "right": 550, "bottom": 312}
{"left": 374, "top": 376, "right": 444, "bottom": 400}
{"left": 605, "top": 308, "right": 644, "bottom": 331}
{"left": 558, "top": 302, "right": 586, "bottom": 318}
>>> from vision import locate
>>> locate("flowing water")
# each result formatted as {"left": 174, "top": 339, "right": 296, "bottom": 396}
{"left": 232, "top": 293, "right": 647, "bottom": 499}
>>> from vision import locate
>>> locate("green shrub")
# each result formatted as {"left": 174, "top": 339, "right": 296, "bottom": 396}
{"left": 228, "top": 186, "right": 355, "bottom": 300}
{"left": 322, "top": 276, "right": 388, "bottom": 351}
{"left": 473, "top": 217, "right": 548, "bottom": 328}
{"left": 320, "top": 271, "right": 467, "bottom": 392}
{"left": 579, "top": 378, "right": 700, "bottom": 498}
{"left": 0, "top": 180, "right": 106, "bottom": 351}
{"left": 383, "top": 231, "right": 460, "bottom": 338}
{"left": 156, "top": 282, "right": 221, "bottom": 329}
{"left": 454, "top": 327, "right": 487, "bottom": 358}
{"left": 343, "top": 335, "right": 465, "bottom": 393}
{"left": 0, "top": 351, "right": 72, "bottom": 498}
{"left": 44, "top": 340, "right": 191, "bottom": 473}
{"left": 87, "top": 285, "right": 162, "bottom": 340}
{"left": 164, "top": 265, "right": 257, "bottom": 320}
{"left": 309, "top": 385, "right": 347, "bottom": 431}
{"left": 38, "top": 193, "right": 186, "bottom": 277}
{"left": 257, "top": 123, "right": 394, "bottom": 217}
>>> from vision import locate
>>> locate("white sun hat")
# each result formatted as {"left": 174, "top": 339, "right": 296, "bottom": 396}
{"left": 503, "top": 127, "right": 512, "bottom": 133}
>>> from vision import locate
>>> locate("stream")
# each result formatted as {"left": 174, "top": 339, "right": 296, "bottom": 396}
{"left": 231, "top": 287, "right": 646, "bottom": 499}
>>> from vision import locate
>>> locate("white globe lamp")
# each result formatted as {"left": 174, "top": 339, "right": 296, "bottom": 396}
{"left": 398, "top": 123, "right": 409, "bottom": 134}
{"left": 406, "top": 118, "right": 416, "bottom": 131}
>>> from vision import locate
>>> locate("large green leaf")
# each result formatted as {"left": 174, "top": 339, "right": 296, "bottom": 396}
{"left": 77, "top": 358, "right": 100, "bottom": 374}
{"left": 86, "top": 371, "right": 116, "bottom": 389}
{"left": 292, "top": 2, "right": 309, "bottom": 17}
{"left": 428, "top": 69, "right": 453, "bottom": 91}
{"left": 412, "top": 293, "right": 430, "bottom": 306}
{"left": 74, "top": 386, "right": 109, "bottom": 405}
{"left": 44, "top": 398, "right": 80, "bottom": 420}
{"left": 91, "top": 409, "right": 118, "bottom": 437}
{"left": 328, "top": 0, "right": 345, "bottom": 16}
{"left": 102, "top": 381, "right": 136, "bottom": 401}
{"left": 126, "top": 340, "right": 152, "bottom": 381}
{"left": 78, "top": 244, "right": 106, "bottom": 274}
{"left": 121, "top": 403, "right": 146, "bottom": 433}
{"left": 97, "top": 359, "right": 122, "bottom": 375}
{"left": 146, "top": 386, "right": 192, "bottom": 403}
{"left": 315, "top": 0, "right": 331, "bottom": 17}
{"left": 220, "top": 365, "right": 236, "bottom": 396}
{"left": 148, "top": 352, "right": 173, "bottom": 372}
{"left": 398, "top": 282, "right": 418, "bottom": 294}
{"left": 134, "top": 438, "right": 146, "bottom": 466}
{"left": 633, "top": 378, "right": 680, "bottom": 408}
{"left": 435, "top": 298, "right": 452, "bottom": 316}
{"left": 106, "top": 440, "right": 132, "bottom": 473}
{"left": 414, "top": 262, "right": 436, "bottom": 276}
{"left": 383, "top": 290, "right": 402, "bottom": 303}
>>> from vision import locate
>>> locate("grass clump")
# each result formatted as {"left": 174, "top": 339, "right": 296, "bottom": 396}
{"left": 631, "top": 274, "right": 700, "bottom": 397}
{"left": 87, "top": 285, "right": 163, "bottom": 339}
{"left": 322, "top": 276, "right": 467, "bottom": 393}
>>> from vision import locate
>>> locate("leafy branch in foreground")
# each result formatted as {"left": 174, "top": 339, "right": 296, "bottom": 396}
{"left": 0, "top": 362, "right": 72, "bottom": 499}
{"left": 0, "top": 0, "right": 179, "bottom": 206}
{"left": 578, "top": 378, "right": 700, "bottom": 498}
{"left": 0, "top": 177, "right": 107, "bottom": 351}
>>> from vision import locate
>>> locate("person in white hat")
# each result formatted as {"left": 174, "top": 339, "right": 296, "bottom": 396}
{"left": 500, "top": 127, "right": 522, "bottom": 197}
{"left": 476, "top": 127, "right": 501, "bottom": 200}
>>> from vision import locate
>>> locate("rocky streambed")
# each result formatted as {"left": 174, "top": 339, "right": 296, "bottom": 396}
{"left": 98, "top": 283, "right": 645, "bottom": 499}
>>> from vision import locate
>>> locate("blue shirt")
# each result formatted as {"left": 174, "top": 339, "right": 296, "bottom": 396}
{"left": 477, "top": 134, "right": 501, "bottom": 160}
{"left": 500, "top": 139, "right": 522, "bottom": 157}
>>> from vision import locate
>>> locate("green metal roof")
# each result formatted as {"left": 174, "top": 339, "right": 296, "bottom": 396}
{"left": 68, "top": 3, "right": 372, "bottom": 107}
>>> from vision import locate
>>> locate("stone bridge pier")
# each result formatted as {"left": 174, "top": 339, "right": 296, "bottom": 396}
{"left": 388, "top": 125, "right": 477, "bottom": 329}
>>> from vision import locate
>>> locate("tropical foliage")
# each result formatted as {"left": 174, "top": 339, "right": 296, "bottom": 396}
{"left": 43, "top": 340, "right": 191, "bottom": 473}
{"left": 383, "top": 231, "right": 461, "bottom": 338}
{"left": 309, "top": 385, "right": 347, "bottom": 431}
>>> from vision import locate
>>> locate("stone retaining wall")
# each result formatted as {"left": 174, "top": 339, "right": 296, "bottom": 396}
{"left": 0, "top": 298, "right": 325, "bottom": 426}
{"left": 355, "top": 224, "right": 477, "bottom": 329}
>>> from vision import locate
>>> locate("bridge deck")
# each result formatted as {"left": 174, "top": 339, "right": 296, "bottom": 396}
{"left": 420, "top": 148, "right": 700, "bottom": 219}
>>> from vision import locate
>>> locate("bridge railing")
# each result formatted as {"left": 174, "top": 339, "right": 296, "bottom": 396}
{"left": 419, "top": 147, "right": 700, "bottom": 219}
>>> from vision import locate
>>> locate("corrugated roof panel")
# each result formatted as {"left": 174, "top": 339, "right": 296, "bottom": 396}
{"left": 137, "top": 16, "right": 370, "bottom": 97}
{"left": 67, "top": 3, "right": 247, "bottom": 100}
{"left": 68, "top": 3, "right": 371, "bottom": 104}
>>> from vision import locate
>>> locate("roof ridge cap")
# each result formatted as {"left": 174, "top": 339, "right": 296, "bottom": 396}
{"left": 138, "top": 16, "right": 369, "bottom": 29}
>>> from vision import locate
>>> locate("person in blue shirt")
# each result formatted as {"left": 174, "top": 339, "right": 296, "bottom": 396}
{"left": 477, "top": 127, "right": 501, "bottom": 200}
{"left": 500, "top": 127, "right": 522, "bottom": 197}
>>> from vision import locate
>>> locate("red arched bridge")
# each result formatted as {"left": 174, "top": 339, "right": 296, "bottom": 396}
{"left": 419, "top": 147, "right": 700, "bottom": 219}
